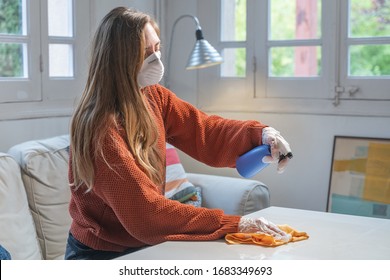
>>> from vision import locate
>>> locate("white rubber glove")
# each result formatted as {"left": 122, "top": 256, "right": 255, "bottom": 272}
{"left": 262, "top": 127, "right": 293, "bottom": 173}
{"left": 238, "top": 217, "right": 291, "bottom": 242}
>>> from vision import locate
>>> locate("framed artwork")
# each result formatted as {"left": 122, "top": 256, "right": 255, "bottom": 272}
{"left": 327, "top": 136, "right": 390, "bottom": 219}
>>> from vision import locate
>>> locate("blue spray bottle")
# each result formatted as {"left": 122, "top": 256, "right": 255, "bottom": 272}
{"left": 236, "top": 145, "right": 271, "bottom": 178}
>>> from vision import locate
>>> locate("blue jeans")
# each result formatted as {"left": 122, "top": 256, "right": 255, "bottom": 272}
{"left": 64, "top": 232, "right": 142, "bottom": 260}
{"left": 0, "top": 244, "right": 11, "bottom": 260}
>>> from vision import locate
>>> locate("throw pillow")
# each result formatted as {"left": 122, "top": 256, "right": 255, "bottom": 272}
{"left": 165, "top": 143, "right": 199, "bottom": 204}
{"left": 183, "top": 186, "right": 202, "bottom": 207}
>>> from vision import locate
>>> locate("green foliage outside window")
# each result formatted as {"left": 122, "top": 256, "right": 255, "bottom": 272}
{"left": 349, "top": 0, "right": 390, "bottom": 76}
{"left": 0, "top": 0, "right": 24, "bottom": 77}
{"left": 235, "top": 0, "right": 246, "bottom": 76}
{"left": 0, "top": 43, "right": 23, "bottom": 77}
{"left": 0, "top": 0, "right": 22, "bottom": 34}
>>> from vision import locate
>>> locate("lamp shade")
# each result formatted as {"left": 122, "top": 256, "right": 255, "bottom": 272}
{"left": 186, "top": 28, "right": 223, "bottom": 70}
{"left": 186, "top": 39, "right": 224, "bottom": 70}
{"left": 166, "top": 15, "right": 223, "bottom": 88}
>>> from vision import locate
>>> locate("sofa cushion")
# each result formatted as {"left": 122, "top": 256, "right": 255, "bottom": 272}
{"left": 165, "top": 143, "right": 198, "bottom": 202}
{"left": 8, "top": 135, "right": 71, "bottom": 260}
{"left": 0, "top": 153, "right": 42, "bottom": 259}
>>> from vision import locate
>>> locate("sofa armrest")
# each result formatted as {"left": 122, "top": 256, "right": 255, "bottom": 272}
{"left": 187, "top": 173, "right": 270, "bottom": 216}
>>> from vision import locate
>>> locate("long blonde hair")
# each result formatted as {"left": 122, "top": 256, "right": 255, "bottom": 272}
{"left": 70, "top": 7, "right": 164, "bottom": 191}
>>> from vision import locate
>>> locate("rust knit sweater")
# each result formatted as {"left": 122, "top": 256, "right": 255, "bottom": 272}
{"left": 68, "top": 84, "right": 267, "bottom": 252}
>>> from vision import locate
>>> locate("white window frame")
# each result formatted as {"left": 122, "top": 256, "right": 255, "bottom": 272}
{"left": 197, "top": 0, "right": 390, "bottom": 117}
{"left": 0, "top": 0, "right": 90, "bottom": 120}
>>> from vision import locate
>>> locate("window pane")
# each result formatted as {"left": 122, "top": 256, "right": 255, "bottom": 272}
{"left": 48, "top": 0, "right": 73, "bottom": 37}
{"left": 349, "top": 45, "right": 390, "bottom": 76}
{"left": 0, "top": 0, "right": 26, "bottom": 35}
{"left": 49, "top": 44, "right": 73, "bottom": 77}
{"left": 0, "top": 43, "right": 27, "bottom": 77}
{"left": 270, "top": 0, "right": 321, "bottom": 40}
{"left": 270, "top": 46, "right": 321, "bottom": 77}
{"left": 221, "top": 48, "right": 246, "bottom": 77}
{"left": 221, "top": 0, "right": 246, "bottom": 41}
{"left": 349, "top": 0, "right": 390, "bottom": 38}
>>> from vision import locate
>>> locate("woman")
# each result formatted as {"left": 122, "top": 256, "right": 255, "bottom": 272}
{"left": 65, "top": 7, "right": 292, "bottom": 260}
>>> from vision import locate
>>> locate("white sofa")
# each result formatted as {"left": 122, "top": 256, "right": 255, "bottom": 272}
{"left": 0, "top": 135, "right": 270, "bottom": 260}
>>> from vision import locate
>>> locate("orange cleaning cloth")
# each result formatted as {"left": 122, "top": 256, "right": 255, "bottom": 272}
{"left": 225, "top": 224, "right": 309, "bottom": 247}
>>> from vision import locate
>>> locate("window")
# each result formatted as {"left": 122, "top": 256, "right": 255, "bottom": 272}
{"left": 47, "top": 0, "right": 74, "bottom": 78}
{"left": 338, "top": 0, "right": 390, "bottom": 103}
{"left": 0, "top": 0, "right": 89, "bottom": 118}
{"left": 220, "top": 0, "right": 246, "bottom": 77}
{"left": 197, "top": 0, "right": 390, "bottom": 116}
{"left": 0, "top": 0, "right": 40, "bottom": 102}
{"left": 265, "top": 0, "right": 327, "bottom": 100}
{"left": 268, "top": 0, "right": 322, "bottom": 78}
{"left": 0, "top": 0, "right": 27, "bottom": 78}
{"left": 348, "top": 0, "right": 390, "bottom": 77}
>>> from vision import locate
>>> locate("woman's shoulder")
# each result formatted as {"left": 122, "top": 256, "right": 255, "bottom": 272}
{"left": 145, "top": 84, "right": 176, "bottom": 101}
{"left": 144, "top": 84, "right": 179, "bottom": 112}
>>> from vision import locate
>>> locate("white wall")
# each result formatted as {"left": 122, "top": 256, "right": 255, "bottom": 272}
{"left": 161, "top": 1, "right": 198, "bottom": 104}
{"left": 0, "top": 117, "right": 71, "bottom": 152}
{"left": 165, "top": 0, "right": 390, "bottom": 211}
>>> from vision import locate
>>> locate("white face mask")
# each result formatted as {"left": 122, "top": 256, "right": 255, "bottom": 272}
{"left": 137, "top": 51, "right": 164, "bottom": 88}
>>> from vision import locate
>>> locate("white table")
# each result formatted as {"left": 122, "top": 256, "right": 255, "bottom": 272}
{"left": 117, "top": 207, "right": 390, "bottom": 260}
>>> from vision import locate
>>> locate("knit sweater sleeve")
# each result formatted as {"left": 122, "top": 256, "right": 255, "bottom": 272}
{"left": 92, "top": 126, "right": 241, "bottom": 246}
{"left": 148, "top": 85, "right": 268, "bottom": 168}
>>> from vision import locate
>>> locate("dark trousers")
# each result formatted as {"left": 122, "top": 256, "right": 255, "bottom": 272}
{"left": 64, "top": 232, "right": 141, "bottom": 260}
